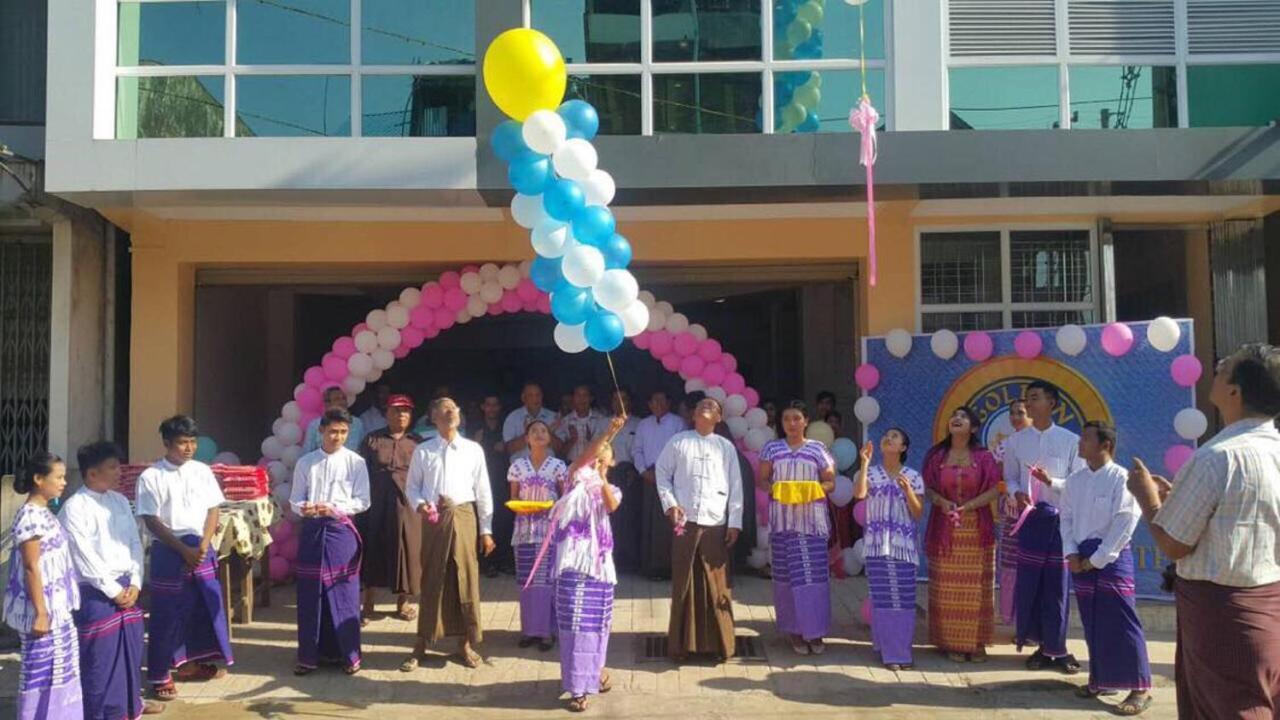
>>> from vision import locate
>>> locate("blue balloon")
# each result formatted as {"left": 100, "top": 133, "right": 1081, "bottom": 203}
{"left": 754, "top": 108, "right": 765, "bottom": 130}
{"left": 194, "top": 436, "right": 219, "bottom": 464}
{"left": 543, "top": 178, "right": 586, "bottom": 222}
{"left": 551, "top": 286, "right": 594, "bottom": 325}
{"left": 775, "top": 82, "right": 795, "bottom": 107}
{"left": 530, "top": 255, "right": 566, "bottom": 293}
{"left": 584, "top": 308, "right": 625, "bottom": 352}
{"left": 601, "top": 233, "right": 632, "bottom": 269}
{"left": 558, "top": 99, "right": 600, "bottom": 141}
{"left": 572, "top": 206, "right": 616, "bottom": 247}
{"left": 490, "top": 120, "right": 529, "bottom": 162}
{"left": 793, "top": 41, "right": 821, "bottom": 60}
{"left": 508, "top": 153, "right": 553, "bottom": 195}
{"left": 798, "top": 111, "right": 821, "bottom": 133}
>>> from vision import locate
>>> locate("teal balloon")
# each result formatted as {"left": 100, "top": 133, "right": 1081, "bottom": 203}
{"left": 490, "top": 120, "right": 530, "bottom": 162}
{"left": 601, "top": 233, "right": 632, "bottom": 269}
{"left": 543, "top": 178, "right": 586, "bottom": 222}
{"left": 530, "top": 255, "right": 566, "bottom": 292}
{"left": 572, "top": 206, "right": 615, "bottom": 247}
{"left": 551, "top": 286, "right": 594, "bottom": 325}
{"left": 558, "top": 99, "right": 600, "bottom": 141}
{"left": 585, "top": 309, "right": 625, "bottom": 352}
{"left": 194, "top": 436, "right": 219, "bottom": 464}
{"left": 508, "top": 153, "right": 553, "bottom": 195}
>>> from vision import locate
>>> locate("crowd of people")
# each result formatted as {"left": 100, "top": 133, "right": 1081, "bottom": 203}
{"left": 4, "top": 342, "right": 1279, "bottom": 719}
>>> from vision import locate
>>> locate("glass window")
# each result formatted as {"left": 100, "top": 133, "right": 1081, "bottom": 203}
{"left": 772, "top": 69, "right": 885, "bottom": 133}
{"left": 116, "top": 76, "right": 226, "bottom": 138}
{"left": 532, "top": 0, "right": 641, "bottom": 64}
{"left": 1187, "top": 64, "right": 1280, "bottom": 128}
{"left": 117, "top": 2, "right": 225, "bottom": 66}
{"left": 236, "top": 0, "right": 350, "bottom": 65}
{"left": 1011, "top": 310, "right": 1095, "bottom": 329}
{"left": 1009, "top": 230, "right": 1092, "bottom": 304}
{"left": 361, "top": 75, "right": 475, "bottom": 137}
{"left": 920, "top": 232, "right": 1002, "bottom": 305}
{"left": 922, "top": 312, "right": 1003, "bottom": 333}
{"left": 235, "top": 75, "right": 351, "bottom": 136}
{"left": 566, "top": 75, "right": 642, "bottom": 135}
{"left": 654, "top": 72, "right": 761, "bottom": 134}
{"left": 1069, "top": 65, "right": 1177, "bottom": 129}
{"left": 949, "top": 66, "right": 1060, "bottom": 130}
{"left": 773, "top": 0, "right": 884, "bottom": 61}
{"left": 362, "top": 0, "right": 475, "bottom": 66}
{"left": 652, "top": 0, "right": 761, "bottom": 62}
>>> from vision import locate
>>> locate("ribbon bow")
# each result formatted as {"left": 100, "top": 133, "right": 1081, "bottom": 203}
{"left": 848, "top": 96, "right": 880, "bottom": 287}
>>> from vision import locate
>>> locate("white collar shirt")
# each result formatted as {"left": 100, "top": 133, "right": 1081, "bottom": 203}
{"left": 60, "top": 487, "right": 144, "bottom": 599}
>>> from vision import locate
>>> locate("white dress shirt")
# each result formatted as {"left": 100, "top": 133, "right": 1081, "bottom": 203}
{"left": 611, "top": 416, "right": 641, "bottom": 465}
{"left": 502, "top": 406, "right": 560, "bottom": 460}
{"left": 655, "top": 430, "right": 744, "bottom": 529}
{"left": 135, "top": 458, "right": 225, "bottom": 537}
{"left": 407, "top": 434, "right": 495, "bottom": 535}
{"left": 631, "top": 412, "right": 686, "bottom": 473}
{"left": 360, "top": 406, "right": 388, "bottom": 435}
{"left": 289, "top": 446, "right": 371, "bottom": 517}
{"left": 1059, "top": 460, "right": 1140, "bottom": 569}
{"left": 556, "top": 409, "right": 610, "bottom": 462}
{"left": 1002, "top": 423, "right": 1084, "bottom": 506}
{"left": 60, "top": 487, "right": 144, "bottom": 599}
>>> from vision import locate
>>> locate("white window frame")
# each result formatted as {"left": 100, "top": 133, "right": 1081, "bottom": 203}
{"left": 108, "top": 0, "right": 476, "bottom": 139}
{"left": 913, "top": 224, "right": 1100, "bottom": 333}
{"left": 522, "top": 0, "right": 894, "bottom": 135}
{"left": 940, "top": 0, "right": 1280, "bottom": 130}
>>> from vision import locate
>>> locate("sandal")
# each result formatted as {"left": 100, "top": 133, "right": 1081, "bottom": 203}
{"left": 809, "top": 639, "right": 826, "bottom": 655}
{"left": 459, "top": 649, "right": 482, "bottom": 668}
{"left": 293, "top": 665, "right": 314, "bottom": 676}
{"left": 518, "top": 636, "right": 537, "bottom": 649}
{"left": 396, "top": 606, "right": 418, "bottom": 622}
{"left": 1074, "top": 685, "right": 1118, "bottom": 698}
{"left": 885, "top": 663, "right": 902, "bottom": 672}
{"left": 174, "top": 663, "right": 226, "bottom": 681}
{"left": 1055, "top": 654, "right": 1082, "bottom": 675}
{"left": 399, "top": 655, "right": 421, "bottom": 673}
{"left": 360, "top": 616, "right": 372, "bottom": 628}
{"left": 568, "top": 695, "right": 588, "bottom": 712}
{"left": 143, "top": 700, "right": 167, "bottom": 715}
{"left": 791, "top": 637, "right": 811, "bottom": 655}
{"left": 343, "top": 662, "right": 361, "bottom": 675}
{"left": 599, "top": 670, "right": 612, "bottom": 693}
{"left": 1026, "top": 648, "right": 1048, "bottom": 670}
{"left": 946, "top": 652, "right": 967, "bottom": 663}
{"left": 537, "top": 638, "right": 555, "bottom": 653}
{"left": 969, "top": 650, "right": 988, "bottom": 664}
{"left": 1114, "top": 693, "right": 1153, "bottom": 716}
{"left": 151, "top": 681, "right": 178, "bottom": 701}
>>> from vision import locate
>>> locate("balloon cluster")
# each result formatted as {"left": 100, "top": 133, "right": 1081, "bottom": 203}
{"left": 770, "top": 0, "right": 826, "bottom": 133}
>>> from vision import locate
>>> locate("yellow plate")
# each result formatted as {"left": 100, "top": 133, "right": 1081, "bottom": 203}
{"left": 506, "top": 500, "right": 554, "bottom": 515}
{"left": 771, "top": 480, "right": 826, "bottom": 505}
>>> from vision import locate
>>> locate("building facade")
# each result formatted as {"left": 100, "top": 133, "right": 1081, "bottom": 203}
{"left": 34, "top": 0, "right": 1280, "bottom": 461}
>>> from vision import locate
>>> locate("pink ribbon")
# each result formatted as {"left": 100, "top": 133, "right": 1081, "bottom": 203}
{"left": 848, "top": 97, "right": 880, "bottom": 287}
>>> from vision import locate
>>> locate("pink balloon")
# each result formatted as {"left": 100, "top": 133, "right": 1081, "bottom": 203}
{"left": 633, "top": 331, "right": 652, "bottom": 350}
{"left": 423, "top": 325, "right": 441, "bottom": 339}
{"left": 322, "top": 354, "right": 348, "bottom": 381}
{"left": 1014, "top": 331, "right": 1043, "bottom": 359}
{"left": 860, "top": 597, "right": 872, "bottom": 626}
{"left": 303, "top": 365, "right": 326, "bottom": 388}
{"left": 536, "top": 294, "right": 552, "bottom": 314}
{"left": 434, "top": 307, "right": 456, "bottom": 330}
{"left": 673, "top": 332, "right": 699, "bottom": 357}
{"left": 1164, "top": 444, "right": 1194, "bottom": 474}
{"left": 461, "top": 264, "right": 480, "bottom": 274}
{"left": 298, "top": 411, "right": 319, "bottom": 430}
{"left": 1171, "top": 354, "right": 1202, "bottom": 387}
{"left": 486, "top": 301, "right": 502, "bottom": 316}
{"left": 400, "top": 326, "right": 425, "bottom": 349}
{"left": 351, "top": 322, "right": 370, "bottom": 336}
{"left": 721, "top": 353, "right": 738, "bottom": 373}
{"left": 392, "top": 345, "right": 410, "bottom": 359}
{"left": 409, "top": 305, "right": 435, "bottom": 329}
{"left": 853, "top": 499, "right": 867, "bottom": 527}
{"left": 649, "top": 330, "right": 674, "bottom": 357}
{"left": 516, "top": 278, "right": 540, "bottom": 302}
{"left": 270, "top": 520, "right": 293, "bottom": 543}
{"left": 703, "top": 363, "right": 727, "bottom": 387}
{"left": 743, "top": 387, "right": 760, "bottom": 408}
{"left": 521, "top": 296, "right": 540, "bottom": 312}
{"left": 697, "top": 339, "right": 723, "bottom": 363}
{"left": 438, "top": 271, "right": 461, "bottom": 290}
{"left": 854, "top": 363, "right": 880, "bottom": 391}
{"left": 269, "top": 556, "right": 290, "bottom": 583}
{"left": 1101, "top": 322, "right": 1135, "bottom": 357}
{"left": 679, "top": 355, "right": 706, "bottom": 379}
{"left": 501, "top": 289, "right": 523, "bottom": 313}
{"left": 421, "top": 282, "right": 444, "bottom": 308}
{"left": 723, "top": 372, "right": 746, "bottom": 395}
{"left": 332, "top": 336, "right": 357, "bottom": 359}
{"left": 443, "top": 287, "right": 468, "bottom": 312}
{"left": 963, "top": 332, "right": 994, "bottom": 362}
{"left": 662, "top": 353, "right": 682, "bottom": 372}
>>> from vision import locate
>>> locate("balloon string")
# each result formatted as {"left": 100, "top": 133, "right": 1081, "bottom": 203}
{"left": 605, "top": 351, "right": 625, "bottom": 415}
{"left": 858, "top": 1, "right": 868, "bottom": 101}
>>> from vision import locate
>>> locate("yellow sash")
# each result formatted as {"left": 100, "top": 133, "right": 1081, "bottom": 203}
{"left": 771, "top": 480, "right": 826, "bottom": 505}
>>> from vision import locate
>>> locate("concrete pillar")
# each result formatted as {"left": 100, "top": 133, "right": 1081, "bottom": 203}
{"left": 889, "top": 0, "right": 946, "bottom": 131}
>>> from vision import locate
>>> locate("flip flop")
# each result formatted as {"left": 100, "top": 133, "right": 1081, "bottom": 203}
{"left": 343, "top": 662, "right": 361, "bottom": 675}
{"left": 175, "top": 663, "right": 226, "bottom": 682}
{"left": 459, "top": 650, "right": 482, "bottom": 669}
{"left": 1055, "top": 655, "right": 1082, "bottom": 675}
{"left": 568, "top": 696, "right": 588, "bottom": 712}
{"left": 1026, "top": 649, "right": 1048, "bottom": 670}
{"left": 398, "top": 655, "right": 421, "bottom": 673}
{"left": 1113, "top": 694, "right": 1153, "bottom": 716}
{"left": 396, "top": 607, "right": 418, "bottom": 622}
{"left": 151, "top": 681, "right": 178, "bottom": 701}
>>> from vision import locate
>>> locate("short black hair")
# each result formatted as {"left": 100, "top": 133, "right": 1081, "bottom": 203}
{"left": 885, "top": 426, "right": 912, "bottom": 462}
{"left": 522, "top": 381, "right": 543, "bottom": 393}
{"left": 816, "top": 390, "right": 836, "bottom": 404}
{"left": 320, "top": 408, "right": 353, "bottom": 428}
{"left": 1227, "top": 343, "right": 1280, "bottom": 418}
{"left": 159, "top": 415, "right": 199, "bottom": 443}
{"left": 683, "top": 391, "right": 707, "bottom": 408}
{"left": 1025, "top": 380, "right": 1061, "bottom": 406}
{"left": 15, "top": 453, "right": 63, "bottom": 494}
{"left": 827, "top": 410, "right": 843, "bottom": 423}
{"left": 782, "top": 400, "right": 809, "bottom": 421}
{"left": 649, "top": 389, "right": 669, "bottom": 402}
{"left": 77, "top": 441, "right": 124, "bottom": 475}
{"left": 1082, "top": 420, "right": 1118, "bottom": 452}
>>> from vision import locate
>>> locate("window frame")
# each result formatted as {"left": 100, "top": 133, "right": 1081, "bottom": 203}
{"left": 913, "top": 224, "right": 1100, "bottom": 333}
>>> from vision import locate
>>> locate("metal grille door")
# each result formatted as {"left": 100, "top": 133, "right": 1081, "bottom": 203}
{"left": 1210, "top": 220, "right": 1269, "bottom": 361}
{"left": 0, "top": 237, "right": 51, "bottom": 476}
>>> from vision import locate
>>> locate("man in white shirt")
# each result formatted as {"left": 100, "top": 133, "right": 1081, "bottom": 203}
{"left": 403, "top": 397, "right": 495, "bottom": 671}
{"left": 554, "top": 384, "right": 610, "bottom": 463}
{"left": 1004, "top": 380, "right": 1085, "bottom": 673}
{"left": 290, "top": 409, "right": 371, "bottom": 676}
{"left": 303, "top": 386, "right": 366, "bottom": 453}
{"left": 1058, "top": 421, "right": 1152, "bottom": 715}
{"left": 358, "top": 383, "right": 392, "bottom": 435}
{"left": 503, "top": 382, "right": 560, "bottom": 461}
{"left": 633, "top": 389, "right": 686, "bottom": 579}
{"left": 62, "top": 441, "right": 164, "bottom": 718}
{"left": 656, "top": 397, "right": 744, "bottom": 662}
{"left": 135, "top": 415, "right": 233, "bottom": 699}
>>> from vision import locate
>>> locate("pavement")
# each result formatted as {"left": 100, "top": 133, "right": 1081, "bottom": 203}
{"left": 0, "top": 573, "right": 1177, "bottom": 718}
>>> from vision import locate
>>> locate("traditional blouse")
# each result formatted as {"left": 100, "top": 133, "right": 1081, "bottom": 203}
{"left": 551, "top": 466, "right": 620, "bottom": 585}
{"left": 508, "top": 455, "right": 566, "bottom": 546}
{"left": 863, "top": 464, "right": 925, "bottom": 565}
{"left": 3, "top": 504, "right": 81, "bottom": 634}
{"left": 761, "top": 438, "right": 833, "bottom": 537}
{"left": 923, "top": 446, "right": 1001, "bottom": 556}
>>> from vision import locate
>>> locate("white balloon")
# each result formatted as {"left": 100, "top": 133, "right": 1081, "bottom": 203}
{"left": 724, "top": 394, "right": 748, "bottom": 418}
{"left": 281, "top": 401, "right": 301, "bottom": 422}
{"left": 366, "top": 368, "right": 382, "bottom": 383}
{"left": 266, "top": 460, "right": 288, "bottom": 484}
{"left": 854, "top": 396, "right": 881, "bottom": 425}
{"left": 745, "top": 407, "right": 768, "bottom": 429}
{"left": 656, "top": 301, "right": 674, "bottom": 317}
{"left": 272, "top": 417, "right": 291, "bottom": 438}
{"left": 531, "top": 219, "right": 571, "bottom": 258}
{"left": 480, "top": 281, "right": 503, "bottom": 304}
{"left": 281, "top": 444, "right": 303, "bottom": 468}
{"left": 885, "top": 328, "right": 913, "bottom": 358}
{"left": 518, "top": 259, "right": 532, "bottom": 277}
{"left": 665, "top": 313, "right": 690, "bottom": 334}
{"left": 619, "top": 300, "right": 650, "bottom": 337}
{"left": 638, "top": 290, "right": 656, "bottom": 308}
{"left": 554, "top": 322, "right": 588, "bottom": 353}
{"left": 366, "top": 309, "right": 388, "bottom": 331}
{"left": 552, "top": 138, "right": 599, "bottom": 182}
{"left": 522, "top": 109, "right": 567, "bottom": 155}
{"left": 726, "top": 416, "right": 750, "bottom": 438}
{"left": 479, "top": 262, "right": 500, "bottom": 280}
{"left": 274, "top": 422, "right": 301, "bottom": 446}
{"left": 376, "top": 326, "right": 401, "bottom": 351}
{"left": 685, "top": 378, "right": 707, "bottom": 393}
{"left": 511, "top": 193, "right": 546, "bottom": 229}
{"left": 212, "top": 451, "right": 240, "bottom": 466}
{"left": 466, "top": 295, "right": 487, "bottom": 317}
{"left": 562, "top": 244, "right": 606, "bottom": 288}
{"left": 347, "top": 352, "right": 374, "bottom": 378}
{"left": 581, "top": 169, "right": 616, "bottom": 207}
{"left": 841, "top": 543, "right": 865, "bottom": 577}
{"left": 498, "top": 264, "right": 521, "bottom": 290}
{"left": 294, "top": 382, "right": 308, "bottom": 397}
{"left": 371, "top": 348, "right": 395, "bottom": 371}
{"left": 830, "top": 475, "right": 855, "bottom": 507}
{"left": 354, "top": 330, "right": 379, "bottom": 355}
{"left": 342, "top": 375, "right": 366, "bottom": 395}
{"left": 345, "top": 391, "right": 357, "bottom": 408}
{"left": 688, "top": 324, "right": 708, "bottom": 342}
{"left": 456, "top": 308, "right": 473, "bottom": 324}
{"left": 745, "top": 426, "right": 774, "bottom": 452}
{"left": 706, "top": 386, "right": 728, "bottom": 404}
{"left": 747, "top": 547, "right": 769, "bottom": 570}
{"left": 261, "top": 436, "right": 284, "bottom": 460}
{"left": 1174, "top": 407, "right": 1208, "bottom": 440}
{"left": 646, "top": 308, "right": 667, "bottom": 333}
{"left": 1056, "top": 324, "right": 1088, "bottom": 356}
{"left": 460, "top": 271, "right": 482, "bottom": 295}
{"left": 593, "top": 269, "right": 639, "bottom": 313}
{"left": 386, "top": 302, "right": 409, "bottom": 329}
{"left": 399, "top": 286, "right": 422, "bottom": 309}
{"left": 1147, "top": 316, "right": 1181, "bottom": 353}
{"left": 930, "top": 329, "right": 959, "bottom": 359}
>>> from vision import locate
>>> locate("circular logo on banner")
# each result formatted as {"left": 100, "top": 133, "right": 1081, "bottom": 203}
{"left": 932, "top": 355, "right": 1113, "bottom": 452}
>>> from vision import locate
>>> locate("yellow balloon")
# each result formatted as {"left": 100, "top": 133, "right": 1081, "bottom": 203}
{"left": 483, "top": 28, "right": 567, "bottom": 121}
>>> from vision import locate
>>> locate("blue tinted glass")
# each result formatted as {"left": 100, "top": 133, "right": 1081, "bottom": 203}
{"left": 652, "top": 0, "right": 761, "bottom": 62}
{"left": 654, "top": 73, "right": 762, "bottom": 134}
{"left": 235, "top": 75, "right": 351, "bottom": 136}
{"left": 565, "top": 75, "right": 642, "bottom": 134}
{"left": 362, "top": 75, "right": 475, "bottom": 136}
{"left": 773, "top": 0, "right": 883, "bottom": 61}
{"left": 362, "top": 0, "right": 475, "bottom": 65}
{"left": 118, "top": 2, "right": 225, "bottom": 66}
{"left": 771, "top": 68, "right": 885, "bottom": 133}
{"left": 116, "top": 76, "right": 226, "bottom": 138}
{"left": 237, "top": 0, "right": 350, "bottom": 65}
{"left": 1188, "top": 64, "right": 1280, "bottom": 127}
{"left": 532, "top": 1, "right": 641, "bottom": 63}
{"left": 1069, "top": 65, "right": 1177, "bottom": 129}
{"left": 950, "top": 66, "right": 1060, "bottom": 129}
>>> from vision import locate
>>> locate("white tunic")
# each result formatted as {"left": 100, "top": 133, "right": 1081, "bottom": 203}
{"left": 1001, "top": 423, "right": 1085, "bottom": 506}
{"left": 289, "top": 446, "right": 371, "bottom": 517}
{"left": 655, "top": 430, "right": 744, "bottom": 529}
{"left": 1059, "top": 461, "right": 1141, "bottom": 569}
{"left": 60, "top": 487, "right": 144, "bottom": 599}
{"left": 407, "top": 434, "right": 495, "bottom": 535}
{"left": 135, "top": 458, "right": 225, "bottom": 537}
